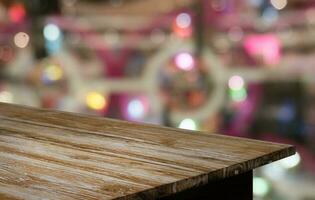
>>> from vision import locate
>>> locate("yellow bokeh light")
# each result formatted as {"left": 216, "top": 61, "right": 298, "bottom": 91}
{"left": 86, "top": 92, "right": 107, "bottom": 110}
{"left": 44, "top": 64, "right": 63, "bottom": 81}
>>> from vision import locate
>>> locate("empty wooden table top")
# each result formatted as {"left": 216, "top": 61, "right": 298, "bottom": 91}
{"left": 0, "top": 103, "right": 295, "bottom": 200}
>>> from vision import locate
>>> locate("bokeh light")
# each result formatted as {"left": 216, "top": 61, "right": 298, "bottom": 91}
{"left": 173, "top": 13, "right": 193, "bottom": 38}
{"left": 0, "top": 91, "right": 13, "bottom": 103}
{"left": 174, "top": 52, "right": 195, "bottom": 71}
{"left": 228, "top": 75, "right": 245, "bottom": 91}
{"left": 8, "top": 3, "right": 25, "bottom": 23}
{"left": 271, "top": 0, "right": 288, "bottom": 10}
{"left": 253, "top": 177, "right": 270, "bottom": 197}
{"left": 42, "top": 64, "right": 63, "bottom": 83}
{"left": 14, "top": 32, "right": 30, "bottom": 49}
{"left": 229, "top": 88, "right": 247, "bottom": 102}
{"left": 127, "top": 99, "right": 145, "bottom": 119}
{"left": 243, "top": 34, "right": 281, "bottom": 65}
{"left": 175, "top": 13, "right": 191, "bottom": 29}
{"left": 279, "top": 152, "right": 301, "bottom": 169}
{"left": 178, "top": 118, "right": 197, "bottom": 130}
{"left": 44, "top": 24, "right": 61, "bottom": 42}
{"left": 86, "top": 92, "right": 107, "bottom": 111}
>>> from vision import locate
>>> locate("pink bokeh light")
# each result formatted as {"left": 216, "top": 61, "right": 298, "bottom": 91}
{"left": 174, "top": 52, "right": 195, "bottom": 71}
{"left": 243, "top": 34, "right": 282, "bottom": 66}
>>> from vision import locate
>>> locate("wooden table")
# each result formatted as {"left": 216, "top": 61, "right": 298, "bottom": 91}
{"left": 0, "top": 103, "right": 295, "bottom": 200}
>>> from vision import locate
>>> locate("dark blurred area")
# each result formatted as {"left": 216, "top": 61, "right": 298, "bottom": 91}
{"left": 0, "top": 0, "right": 314, "bottom": 199}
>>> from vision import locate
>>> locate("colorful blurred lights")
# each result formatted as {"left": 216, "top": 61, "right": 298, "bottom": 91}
{"left": 244, "top": 34, "right": 281, "bottom": 65}
{"left": 173, "top": 13, "right": 192, "bottom": 38}
{"left": 253, "top": 177, "right": 270, "bottom": 197}
{"left": 86, "top": 92, "right": 107, "bottom": 111}
{"left": 14, "top": 32, "right": 30, "bottom": 48}
{"left": 43, "top": 65, "right": 63, "bottom": 82}
{"left": 179, "top": 118, "right": 197, "bottom": 130}
{"left": 8, "top": 3, "right": 25, "bottom": 23}
{"left": 44, "top": 24, "right": 61, "bottom": 42}
{"left": 175, "top": 13, "right": 191, "bottom": 29}
{"left": 230, "top": 88, "right": 247, "bottom": 102}
{"left": 228, "top": 75, "right": 245, "bottom": 91}
{"left": 0, "top": 91, "right": 13, "bottom": 103}
{"left": 270, "top": 0, "right": 287, "bottom": 10}
{"left": 175, "top": 52, "right": 195, "bottom": 71}
{"left": 127, "top": 99, "right": 145, "bottom": 119}
{"left": 279, "top": 152, "right": 301, "bottom": 169}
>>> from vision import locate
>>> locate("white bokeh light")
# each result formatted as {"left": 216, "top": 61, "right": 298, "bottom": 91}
{"left": 14, "top": 32, "right": 30, "bottom": 48}
{"left": 270, "top": 0, "right": 287, "bottom": 10}
{"left": 175, "top": 52, "right": 195, "bottom": 71}
{"left": 127, "top": 99, "right": 145, "bottom": 119}
{"left": 178, "top": 118, "right": 197, "bottom": 130}
{"left": 175, "top": 13, "right": 191, "bottom": 29}
{"left": 0, "top": 91, "right": 13, "bottom": 103}
{"left": 279, "top": 152, "right": 301, "bottom": 169}
{"left": 43, "top": 24, "right": 61, "bottom": 41}
{"left": 253, "top": 177, "right": 270, "bottom": 197}
{"left": 228, "top": 75, "right": 245, "bottom": 90}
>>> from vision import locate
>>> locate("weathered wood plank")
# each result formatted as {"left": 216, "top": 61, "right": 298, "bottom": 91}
{"left": 0, "top": 103, "right": 295, "bottom": 200}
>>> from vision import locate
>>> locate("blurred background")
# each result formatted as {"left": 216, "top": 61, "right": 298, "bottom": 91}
{"left": 0, "top": 0, "right": 314, "bottom": 199}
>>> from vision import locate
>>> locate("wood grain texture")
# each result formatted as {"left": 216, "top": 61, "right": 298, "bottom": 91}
{"left": 0, "top": 103, "right": 295, "bottom": 200}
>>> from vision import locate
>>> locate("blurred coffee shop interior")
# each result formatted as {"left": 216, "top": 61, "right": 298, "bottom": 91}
{"left": 0, "top": 0, "right": 315, "bottom": 199}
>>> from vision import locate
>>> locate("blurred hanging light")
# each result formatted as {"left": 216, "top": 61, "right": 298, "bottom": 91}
{"left": 262, "top": 152, "right": 301, "bottom": 180}
{"left": 253, "top": 177, "right": 270, "bottom": 197}
{"left": 86, "top": 92, "right": 107, "bottom": 111}
{"left": 262, "top": 163, "right": 286, "bottom": 179}
{"left": 0, "top": 91, "right": 13, "bottom": 103}
{"left": 243, "top": 34, "right": 281, "bottom": 65}
{"left": 270, "top": 0, "right": 287, "bottom": 10}
{"left": 179, "top": 118, "right": 197, "bottom": 130}
{"left": 228, "top": 75, "right": 245, "bottom": 91}
{"left": 14, "top": 32, "right": 30, "bottom": 48}
{"left": 8, "top": 3, "right": 26, "bottom": 23}
{"left": 175, "top": 13, "right": 191, "bottom": 29}
{"left": 173, "top": 13, "right": 192, "bottom": 38}
{"left": 44, "top": 24, "right": 61, "bottom": 42}
{"left": 127, "top": 99, "right": 145, "bottom": 119}
{"left": 42, "top": 64, "right": 63, "bottom": 84}
{"left": 174, "top": 52, "right": 195, "bottom": 71}
{"left": 278, "top": 152, "right": 301, "bottom": 169}
{"left": 229, "top": 88, "right": 247, "bottom": 102}
{"left": 44, "top": 23, "right": 63, "bottom": 54}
